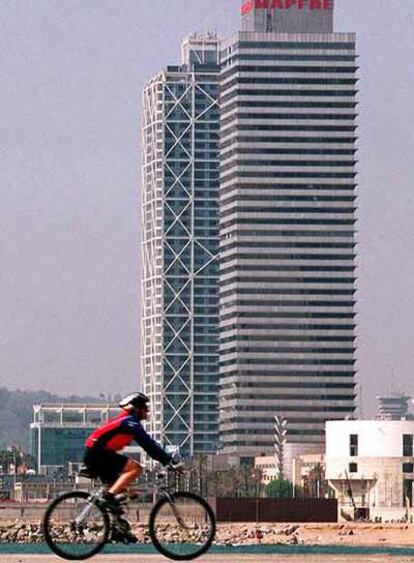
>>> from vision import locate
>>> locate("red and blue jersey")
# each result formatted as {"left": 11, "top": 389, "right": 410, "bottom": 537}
{"left": 85, "top": 412, "right": 171, "bottom": 466}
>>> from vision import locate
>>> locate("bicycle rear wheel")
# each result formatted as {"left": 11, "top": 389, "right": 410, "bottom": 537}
{"left": 43, "top": 491, "right": 110, "bottom": 560}
{"left": 149, "top": 491, "right": 216, "bottom": 561}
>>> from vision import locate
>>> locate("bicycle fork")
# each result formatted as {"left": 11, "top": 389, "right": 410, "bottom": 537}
{"left": 165, "top": 492, "right": 189, "bottom": 531}
{"left": 74, "top": 492, "right": 102, "bottom": 527}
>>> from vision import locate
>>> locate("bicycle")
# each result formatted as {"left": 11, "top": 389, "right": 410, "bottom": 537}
{"left": 42, "top": 466, "right": 216, "bottom": 561}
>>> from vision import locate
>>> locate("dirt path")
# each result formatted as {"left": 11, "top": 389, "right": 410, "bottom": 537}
{"left": 1, "top": 555, "right": 414, "bottom": 563}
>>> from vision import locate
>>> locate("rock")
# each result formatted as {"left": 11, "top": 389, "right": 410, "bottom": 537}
{"left": 282, "top": 524, "right": 300, "bottom": 536}
{"left": 339, "top": 528, "right": 355, "bottom": 537}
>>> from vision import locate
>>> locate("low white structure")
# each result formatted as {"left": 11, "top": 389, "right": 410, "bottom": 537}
{"left": 254, "top": 455, "right": 279, "bottom": 484}
{"left": 326, "top": 420, "right": 414, "bottom": 521}
{"left": 255, "top": 442, "right": 325, "bottom": 485}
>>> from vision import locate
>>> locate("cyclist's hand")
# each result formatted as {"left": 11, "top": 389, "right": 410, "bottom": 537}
{"left": 168, "top": 460, "right": 185, "bottom": 474}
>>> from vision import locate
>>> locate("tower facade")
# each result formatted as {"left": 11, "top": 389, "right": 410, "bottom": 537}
{"left": 142, "top": 33, "right": 220, "bottom": 456}
{"left": 219, "top": 0, "right": 357, "bottom": 460}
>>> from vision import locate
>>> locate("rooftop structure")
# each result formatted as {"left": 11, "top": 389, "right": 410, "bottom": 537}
{"left": 30, "top": 403, "right": 119, "bottom": 475}
{"left": 241, "top": 0, "right": 335, "bottom": 34}
{"left": 377, "top": 395, "right": 412, "bottom": 421}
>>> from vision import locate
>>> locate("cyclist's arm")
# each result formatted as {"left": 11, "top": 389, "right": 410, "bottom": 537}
{"left": 124, "top": 419, "right": 172, "bottom": 466}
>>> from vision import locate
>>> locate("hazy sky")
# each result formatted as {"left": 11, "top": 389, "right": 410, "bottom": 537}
{"left": 1, "top": 0, "right": 414, "bottom": 414}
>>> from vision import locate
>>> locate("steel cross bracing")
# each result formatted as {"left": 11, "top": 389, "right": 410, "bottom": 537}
{"left": 142, "top": 69, "right": 219, "bottom": 457}
{"left": 142, "top": 76, "right": 164, "bottom": 444}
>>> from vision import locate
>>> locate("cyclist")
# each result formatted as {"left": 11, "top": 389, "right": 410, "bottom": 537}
{"left": 83, "top": 391, "right": 178, "bottom": 513}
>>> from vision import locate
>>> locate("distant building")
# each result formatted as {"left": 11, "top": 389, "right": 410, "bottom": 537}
{"left": 255, "top": 443, "right": 325, "bottom": 485}
{"left": 254, "top": 455, "right": 279, "bottom": 484}
{"left": 29, "top": 403, "right": 121, "bottom": 475}
{"left": 142, "top": 32, "right": 221, "bottom": 456}
{"left": 219, "top": 0, "right": 358, "bottom": 462}
{"left": 291, "top": 452, "right": 326, "bottom": 495}
{"left": 284, "top": 443, "right": 325, "bottom": 483}
{"left": 377, "top": 395, "right": 412, "bottom": 421}
{"left": 326, "top": 420, "right": 414, "bottom": 520}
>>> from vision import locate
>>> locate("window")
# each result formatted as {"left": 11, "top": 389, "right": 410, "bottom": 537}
{"left": 403, "top": 479, "right": 414, "bottom": 508}
{"left": 403, "top": 463, "right": 414, "bottom": 474}
{"left": 349, "top": 434, "right": 358, "bottom": 457}
{"left": 238, "top": 41, "right": 355, "bottom": 50}
{"left": 403, "top": 434, "right": 413, "bottom": 457}
{"left": 349, "top": 463, "right": 358, "bottom": 474}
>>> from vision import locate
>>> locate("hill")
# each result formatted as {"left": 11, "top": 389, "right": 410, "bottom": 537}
{"left": 0, "top": 387, "right": 109, "bottom": 451}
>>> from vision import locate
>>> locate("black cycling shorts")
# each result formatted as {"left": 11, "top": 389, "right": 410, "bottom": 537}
{"left": 83, "top": 448, "right": 129, "bottom": 485}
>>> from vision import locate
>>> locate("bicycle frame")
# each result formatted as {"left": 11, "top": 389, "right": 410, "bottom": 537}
{"left": 74, "top": 470, "right": 185, "bottom": 528}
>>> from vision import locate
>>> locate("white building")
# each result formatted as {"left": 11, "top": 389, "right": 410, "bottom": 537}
{"left": 326, "top": 420, "right": 414, "bottom": 521}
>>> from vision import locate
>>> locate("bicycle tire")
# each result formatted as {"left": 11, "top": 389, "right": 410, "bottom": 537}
{"left": 149, "top": 491, "right": 216, "bottom": 561}
{"left": 43, "top": 491, "right": 110, "bottom": 561}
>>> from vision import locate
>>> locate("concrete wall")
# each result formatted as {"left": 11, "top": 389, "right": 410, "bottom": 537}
{"left": 326, "top": 420, "right": 414, "bottom": 520}
{"left": 326, "top": 420, "right": 414, "bottom": 459}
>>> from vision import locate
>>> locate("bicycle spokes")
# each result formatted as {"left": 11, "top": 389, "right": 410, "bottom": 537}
{"left": 150, "top": 492, "right": 215, "bottom": 560}
{"left": 43, "top": 492, "right": 109, "bottom": 560}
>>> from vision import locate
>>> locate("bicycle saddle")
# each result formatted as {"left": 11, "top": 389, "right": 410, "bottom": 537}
{"left": 78, "top": 465, "right": 98, "bottom": 479}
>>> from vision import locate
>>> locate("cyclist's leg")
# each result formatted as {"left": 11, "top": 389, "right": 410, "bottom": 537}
{"left": 84, "top": 448, "right": 140, "bottom": 493}
{"left": 108, "top": 459, "right": 143, "bottom": 495}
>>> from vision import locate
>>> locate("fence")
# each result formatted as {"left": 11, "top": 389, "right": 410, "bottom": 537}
{"left": 210, "top": 497, "right": 338, "bottom": 523}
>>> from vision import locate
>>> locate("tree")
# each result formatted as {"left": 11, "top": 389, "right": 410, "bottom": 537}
{"left": 266, "top": 478, "right": 295, "bottom": 499}
{"left": 238, "top": 464, "right": 265, "bottom": 498}
{"left": 182, "top": 458, "right": 266, "bottom": 499}
{"left": 303, "top": 462, "right": 328, "bottom": 498}
{"left": 0, "top": 387, "right": 103, "bottom": 449}
{"left": 0, "top": 450, "right": 14, "bottom": 473}
{"left": 251, "top": 467, "right": 264, "bottom": 498}
{"left": 0, "top": 447, "right": 35, "bottom": 474}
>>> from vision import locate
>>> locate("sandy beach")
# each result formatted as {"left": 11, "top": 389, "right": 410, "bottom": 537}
{"left": 262, "top": 522, "right": 414, "bottom": 547}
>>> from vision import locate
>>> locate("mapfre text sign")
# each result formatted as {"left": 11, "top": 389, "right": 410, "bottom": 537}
{"left": 241, "top": 0, "right": 331, "bottom": 15}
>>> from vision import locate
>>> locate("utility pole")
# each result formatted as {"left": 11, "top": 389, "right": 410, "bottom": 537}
{"left": 274, "top": 415, "right": 288, "bottom": 480}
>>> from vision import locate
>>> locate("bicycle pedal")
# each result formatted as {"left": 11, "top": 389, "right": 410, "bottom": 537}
{"left": 110, "top": 530, "right": 138, "bottom": 544}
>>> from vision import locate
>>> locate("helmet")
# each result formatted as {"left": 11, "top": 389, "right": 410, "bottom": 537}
{"left": 119, "top": 392, "right": 150, "bottom": 412}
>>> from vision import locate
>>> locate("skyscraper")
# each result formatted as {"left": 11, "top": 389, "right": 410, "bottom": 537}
{"left": 142, "top": 33, "right": 220, "bottom": 456}
{"left": 219, "top": 0, "right": 357, "bottom": 461}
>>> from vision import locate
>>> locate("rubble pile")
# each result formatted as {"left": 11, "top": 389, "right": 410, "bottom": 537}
{"left": 0, "top": 521, "right": 305, "bottom": 545}
{"left": 215, "top": 523, "right": 303, "bottom": 546}
{"left": 0, "top": 522, "right": 43, "bottom": 544}
{"left": 0, "top": 520, "right": 411, "bottom": 546}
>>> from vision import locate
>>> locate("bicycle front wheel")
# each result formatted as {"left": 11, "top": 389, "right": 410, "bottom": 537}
{"left": 43, "top": 491, "right": 110, "bottom": 560}
{"left": 149, "top": 491, "right": 216, "bottom": 561}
